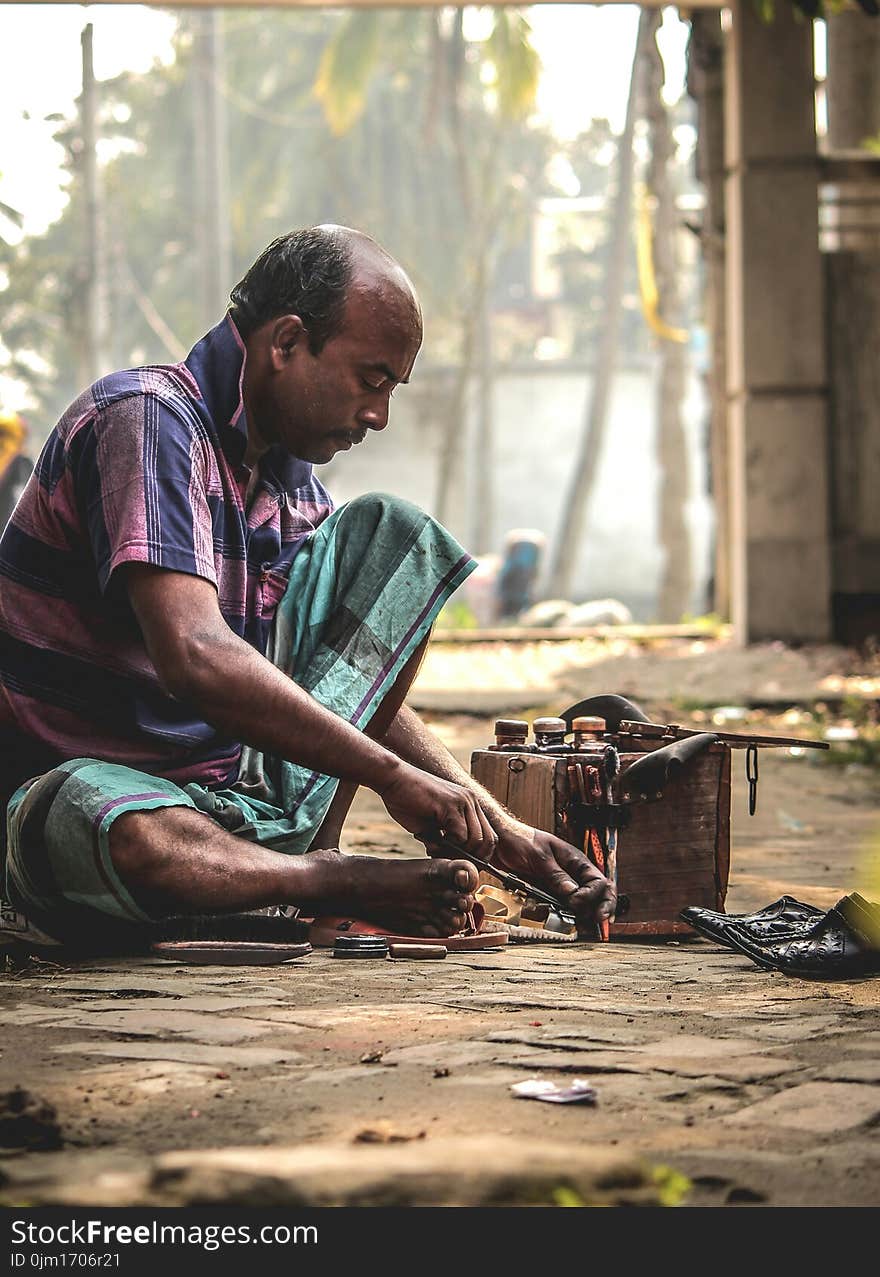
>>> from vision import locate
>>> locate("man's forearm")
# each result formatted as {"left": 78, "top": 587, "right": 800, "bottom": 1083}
{"left": 383, "top": 705, "right": 515, "bottom": 833}
{"left": 144, "top": 614, "right": 405, "bottom": 798}
{"left": 126, "top": 560, "right": 499, "bottom": 856}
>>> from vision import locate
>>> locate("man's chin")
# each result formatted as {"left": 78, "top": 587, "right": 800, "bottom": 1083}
{"left": 287, "top": 441, "right": 339, "bottom": 465}
{"left": 326, "top": 433, "right": 359, "bottom": 460}
{"left": 285, "top": 434, "right": 353, "bottom": 464}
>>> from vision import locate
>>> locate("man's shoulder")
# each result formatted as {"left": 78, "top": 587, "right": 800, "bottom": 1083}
{"left": 56, "top": 363, "right": 208, "bottom": 443}
{"left": 95, "top": 362, "right": 203, "bottom": 418}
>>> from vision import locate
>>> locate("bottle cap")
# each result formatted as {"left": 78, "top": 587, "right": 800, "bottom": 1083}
{"left": 532, "top": 717, "right": 567, "bottom": 735}
{"left": 494, "top": 719, "right": 529, "bottom": 736}
{"left": 572, "top": 716, "right": 606, "bottom": 734}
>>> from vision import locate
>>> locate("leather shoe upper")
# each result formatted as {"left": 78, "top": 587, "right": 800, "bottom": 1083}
{"left": 681, "top": 895, "right": 824, "bottom": 949}
{"left": 720, "top": 898, "right": 880, "bottom": 979}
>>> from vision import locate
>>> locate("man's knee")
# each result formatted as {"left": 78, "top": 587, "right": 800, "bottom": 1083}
{"left": 336, "top": 491, "right": 430, "bottom": 542}
{"left": 6, "top": 765, "right": 76, "bottom": 901}
{"left": 108, "top": 805, "right": 210, "bottom": 883}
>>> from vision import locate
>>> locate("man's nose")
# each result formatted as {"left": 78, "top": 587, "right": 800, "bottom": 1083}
{"left": 359, "top": 399, "right": 390, "bottom": 431}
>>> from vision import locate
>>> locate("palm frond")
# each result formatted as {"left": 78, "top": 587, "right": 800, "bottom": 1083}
{"left": 314, "top": 12, "right": 383, "bottom": 136}
{"left": 486, "top": 12, "right": 541, "bottom": 121}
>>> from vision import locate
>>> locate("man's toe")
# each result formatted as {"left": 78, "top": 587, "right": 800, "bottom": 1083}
{"left": 452, "top": 862, "right": 478, "bottom": 892}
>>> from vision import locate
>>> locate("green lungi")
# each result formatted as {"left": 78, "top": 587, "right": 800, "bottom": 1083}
{"left": 3, "top": 493, "right": 474, "bottom": 942}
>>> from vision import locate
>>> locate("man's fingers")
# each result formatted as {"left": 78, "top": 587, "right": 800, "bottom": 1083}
{"left": 539, "top": 862, "right": 582, "bottom": 904}
{"left": 443, "top": 795, "right": 497, "bottom": 856}
{"left": 476, "top": 807, "right": 498, "bottom": 857}
{"left": 465, "top": 798, "right": 496, "bottom": 855}
{"left": 568, "top": 880, "right": 617, "bottom": 921}
{"left": 442, "top": 805, "right": 471, "bottom": 850}
{"left": 463, "top": 800, "right": 484, "bottom": 852}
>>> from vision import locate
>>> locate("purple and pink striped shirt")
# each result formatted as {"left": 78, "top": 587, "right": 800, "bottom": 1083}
{"left": 0, "top": 316, "right": 333, "bottom": 791}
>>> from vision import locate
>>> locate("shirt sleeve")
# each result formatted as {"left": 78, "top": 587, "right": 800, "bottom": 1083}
{"left": 75, "top": 394, "right": 218, "bottom": 594}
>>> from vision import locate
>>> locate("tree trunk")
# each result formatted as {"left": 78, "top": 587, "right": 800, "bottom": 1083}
{"left": 80, "top": 23, "right": 108, "bottom": 384}
{"left": 434, "top": 10, "right": 492, "bottom": 537}
{"left": 433, "top": 320, "right": 475, "bottom": 527}
{"left": 547, "top": 10, "right": 654, "bottom": 599}
{"left": 191, "top": 10, "right": 232, "bottom": 325}
{"left": 472, "top": 273, "right": 495, "bottom": 554}
{"left": 645, "top": 14, "right": 690, "bottom": 622}
{"left": 687, "top": 10, "right": 727, "bottom": 618}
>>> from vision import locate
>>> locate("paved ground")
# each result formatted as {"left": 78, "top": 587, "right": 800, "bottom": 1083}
{"left": 1, "top": 639, "right": 879, "bottom": 1208}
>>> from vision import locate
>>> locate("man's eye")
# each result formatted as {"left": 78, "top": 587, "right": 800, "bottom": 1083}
{"left": 361, "top": 378, "right": 384, "bottom": 391}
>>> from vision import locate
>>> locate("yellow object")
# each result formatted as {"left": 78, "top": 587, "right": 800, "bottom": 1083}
{"left": 0, "top": 412, "right": 26, "bottom": 482}
{"left": 857, "top": 830, "right": 880, "bottom": 920}
{"left": 635, "top": 184, "right": 688, "bottom": 345}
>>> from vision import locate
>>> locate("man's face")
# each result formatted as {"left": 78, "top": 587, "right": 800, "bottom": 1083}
{"left": 258, "top": 281, "right": 422, "bottom": 465}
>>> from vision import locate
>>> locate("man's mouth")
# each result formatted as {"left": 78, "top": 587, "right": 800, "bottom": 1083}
{"left": 336, "top": 430, "right": 367, "bottom": 449}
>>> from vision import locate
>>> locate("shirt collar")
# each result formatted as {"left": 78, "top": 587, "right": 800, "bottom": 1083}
{"left": 185, "top": 314, "right": 250, "bottom": 467}
{"left": 184, "top": 314, "right": 316, "bottom": 492}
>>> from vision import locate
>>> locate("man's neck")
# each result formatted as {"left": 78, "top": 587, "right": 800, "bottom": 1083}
{"left": 243, "top": 430, "right": 266, "bottom": 471}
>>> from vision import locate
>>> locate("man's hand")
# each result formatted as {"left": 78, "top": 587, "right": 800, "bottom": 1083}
{"left": 378, "top": 763, "right": 498, "bottom": 857}
{"left": 491, "top": 817, "right": 616, "bottom": 936}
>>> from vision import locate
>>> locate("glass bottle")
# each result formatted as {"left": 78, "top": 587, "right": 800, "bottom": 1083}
{"left": 533, "top": 716, "right": 570, "bottom": 753}
{"left": 572, "top": 716, "right": 606, "bottom": 751}
{"left": 490, "top": 718, "right": 530, "bottom": 752}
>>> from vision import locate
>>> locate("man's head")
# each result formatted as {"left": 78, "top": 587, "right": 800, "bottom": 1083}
{"left": 233, "top": 226, "right": 422, "bottom": 465}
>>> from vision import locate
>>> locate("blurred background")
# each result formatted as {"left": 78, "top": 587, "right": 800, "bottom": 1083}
{"left": 0, "top": 4, "right": 712, "bottom": 623}
{"left": 2, "top": 4, "right": 878, "bottom": 638}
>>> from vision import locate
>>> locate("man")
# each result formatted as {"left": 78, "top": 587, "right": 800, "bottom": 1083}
{"left": 0, "top": 226, "right": 614, "bottom": 949}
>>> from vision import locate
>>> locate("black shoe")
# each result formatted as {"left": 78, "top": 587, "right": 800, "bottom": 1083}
{"left": 720, "top": 894, "right": 880, "bottom": 980}
{"left": 681, "top": 895, "right": 825, "bottom": 949}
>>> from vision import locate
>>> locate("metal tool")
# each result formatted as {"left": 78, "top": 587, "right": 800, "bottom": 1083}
{"left": 419, "top": 828, "right": 577, "bottom": 925}
{"left": 746, "top": 743, "right": 759, "bottom": 815}
{"left": 583, "top": 765, "right": 610, "bottom": 941}
{"left": 616, "top": 720, "right": 829, "bottom": 751}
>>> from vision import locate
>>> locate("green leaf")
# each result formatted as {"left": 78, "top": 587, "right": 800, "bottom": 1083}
{"left": 486, "top": 12, "right": 541, "bottom": 121}
{"left": 314, "top": 12, "right": 383, "bottom": 136}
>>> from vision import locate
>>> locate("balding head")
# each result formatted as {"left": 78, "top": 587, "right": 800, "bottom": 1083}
{"left": 229, "top": 225, "right": 421, "bottom": 354}
{"left": 238, "top": 226, "right": 423, "bottom": 468}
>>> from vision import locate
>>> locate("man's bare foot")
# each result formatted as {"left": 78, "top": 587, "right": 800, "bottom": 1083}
{"left": 106, "top": 808, "right": 476, "bottom": 937}
{"left": 290, "top": 851, "right": 478, "bottom": 937}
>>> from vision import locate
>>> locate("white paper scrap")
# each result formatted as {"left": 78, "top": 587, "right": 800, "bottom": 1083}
{"left": 510, "top": 1078, "right": 597, "bottom": 1105}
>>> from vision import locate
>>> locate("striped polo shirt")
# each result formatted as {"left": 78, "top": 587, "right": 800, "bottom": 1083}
{"left": 0, "top": 316, "right": 333, "bottom": 791}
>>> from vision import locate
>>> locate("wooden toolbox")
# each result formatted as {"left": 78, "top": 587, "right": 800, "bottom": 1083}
{"left": 471, "top": 743, "right": 731, "bottom": 937}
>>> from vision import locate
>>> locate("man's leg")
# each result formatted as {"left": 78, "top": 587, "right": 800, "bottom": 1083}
{"left": 5, "top": 759, "right": 477, "bottom": 944}
{"left": 109, "top": 805, "right": 476, "bottom": 937}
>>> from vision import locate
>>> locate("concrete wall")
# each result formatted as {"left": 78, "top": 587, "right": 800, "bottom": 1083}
{"left": 724, "top": 1, "right": 831, "bottom": 643}
{"left": 321, "top": 360, "right": 714, "bottom": 621}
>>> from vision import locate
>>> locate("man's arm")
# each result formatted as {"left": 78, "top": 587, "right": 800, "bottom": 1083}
{"left": 384, "top": 705, "right": 616, "bottom": 931}
{"left": 125, "top": 565, "right": 497, "bottom": 855}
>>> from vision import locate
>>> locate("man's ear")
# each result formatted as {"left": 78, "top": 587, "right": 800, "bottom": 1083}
{"left": 269, "top": 315, "right": 307, "bottom": 370}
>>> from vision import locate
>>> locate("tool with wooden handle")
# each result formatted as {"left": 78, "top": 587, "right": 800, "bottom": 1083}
{"left": 616, "top": 720, "right": 829, "bottom": 750}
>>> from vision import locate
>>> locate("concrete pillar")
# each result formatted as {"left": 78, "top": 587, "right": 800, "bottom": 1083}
{"left": 724, "top": 1, "right": 831, "bottom": 642}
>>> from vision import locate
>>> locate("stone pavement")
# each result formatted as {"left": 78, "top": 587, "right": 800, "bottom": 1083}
{"left": 1, "top": 711, "right": 879, "bottom": 1208}
{"left": 0, "top": 935, "right": 878, "bottom": 1207}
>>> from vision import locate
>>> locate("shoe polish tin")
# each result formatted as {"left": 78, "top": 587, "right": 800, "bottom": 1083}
{"left": 332, "top": 935, "right": 390, "bottom": 958}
